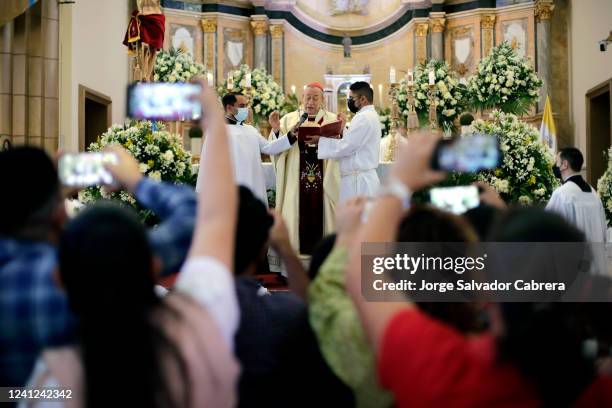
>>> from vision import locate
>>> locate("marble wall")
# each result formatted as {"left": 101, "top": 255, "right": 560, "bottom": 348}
{"left": 0, "top": 0, "right": 59, "bottom": 154}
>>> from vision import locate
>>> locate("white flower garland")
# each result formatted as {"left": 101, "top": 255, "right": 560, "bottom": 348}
{"left": 154, "top": 48, "right": 204, "bottom": 83}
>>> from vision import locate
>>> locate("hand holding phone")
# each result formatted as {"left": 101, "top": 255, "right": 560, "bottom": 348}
{"left": 127, "top": 82, "right": 202, "bottom": 121}
{"left": 430, "top": 185, "right": 480, "bottom": 214}
{"left": 59, "top": 153, "right": 118, "bottom": 187}
{"left": 431, "top": 133, "right": 501, "bottom": 172}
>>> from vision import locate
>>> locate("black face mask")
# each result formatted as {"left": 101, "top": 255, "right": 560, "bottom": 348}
{"left": 347, "top": 97, "right": 359, "bottom": 114}
{"left": 552, "top": 165, "right": 562, "bottom": 180}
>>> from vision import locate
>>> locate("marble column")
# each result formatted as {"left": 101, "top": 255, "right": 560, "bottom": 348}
{"left": 42, "top": 0, "right": 59, "bottom": 154}
{"left": 480, "top": 15, "right": 496, "bottom": 58}
{"left": 535, "top": 0, "right": 555, "bottom": 112}
{"left": 430, "top": 16, "right": 445, "bottom": 61}
{"left": 414, "top": 22, "right": 429, "bottom": 64}
{"left": 269, "top": 24, "right": 284, "bottom": 87}
{"left": 250, "top": 18, "right": 268, "bottom": 70}
{"left": 0, "top": 22, "right": 13, "bottom": 149}
{"left": 200, "top": 17, "right": 217, "bottom": 85}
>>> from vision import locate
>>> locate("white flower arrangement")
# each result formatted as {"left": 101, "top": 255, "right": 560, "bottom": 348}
{"left": 395, "top": 60, "right": 466, "bottom": 131}
{"left": 78, "top": 120, "right": 193, "bottom": 224}
{"left": 596, "top": 148, "right": 612, "bottom": 226}
{"left": 218, "top": 64, "right": 285, "bottom": 125}
{"left": 154, "top": 48, "right": 205, "bottom": 83}
{"left": 472, "top": 110, "right": 559, "bottom": 204}
{"left": 468, "top": 42, "right": 542, "bottom": 115}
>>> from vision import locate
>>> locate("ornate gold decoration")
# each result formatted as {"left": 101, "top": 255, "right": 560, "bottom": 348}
{"left": 201, "top": 18, "right": 217, "bottom": 33}
{"left": 415, "top": 23, "right": 429, "bottom": 37}
{"left": 431, "top": 18, "right": 446, "bottom": 33}
{"left": 250, "top": 20, "right": 268, "bottom": 36}
{"left": 205, "top": 33, "right": 215, "bottom": 71}
{"left": 535, "top": 1, "right": 555, "bottom": 22}
{"left": 483, "top": 29, "right": 493, "bottom": 57}
{"left": 270, "top": 25, "right": 284, "bottom": 39}
{"left": 480, "top": 15, "right": 496, "bottom": 29}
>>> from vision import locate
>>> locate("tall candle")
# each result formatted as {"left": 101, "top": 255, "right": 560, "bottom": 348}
{"left": 407, "top": 70, "right": 414, "bottom": 86}
{"left": 206, "top": 71, "right": 214, "bottom": 86}
{"left": 245, "top": 72, "right": 252, "bottom": 88}
{"left": 389, "top": 66, "right": 397, "bottom": 84}
{"left": 378, "top": 84, "right": 384, "bottom": 108}
{"left": 429, "top": 69, "right": 436, "bottom": 85}
{"left": 291, "top": 85, "right": 296, "bottom": 94}
{"left": 227, "top": 72, "right": 234, "bottom": 90}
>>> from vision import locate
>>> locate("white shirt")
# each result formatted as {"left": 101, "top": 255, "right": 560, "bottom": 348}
{"left": 546, "top": 178, "right": 607, "bottom": 243}
{"left": 197, "top": 124, "right": 292, "bottom": 205}
{"left": 317, "top": 105, "right": 381, "bottom": 201}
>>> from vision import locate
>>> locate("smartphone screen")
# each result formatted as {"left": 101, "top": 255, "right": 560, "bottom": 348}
{"left": 127, "top": 82, "right": 202, "bottom": 121}
{"left": 432, "top": 133, "right": 501, "bottom": 172}
{"left": 430, "top": 185, "right": 480, "bottom": 214}
{"left": 58, "top": 152, "right": 118, "bottom": 187}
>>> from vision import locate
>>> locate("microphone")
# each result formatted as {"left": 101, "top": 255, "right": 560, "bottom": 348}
{"left": 297, "top": 112, "right": 309, "bottom": 127}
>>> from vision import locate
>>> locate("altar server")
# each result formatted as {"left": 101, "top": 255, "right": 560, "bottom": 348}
{"left": 310, "top": 81, "right": 381, "bottom": 203}
{"left": 196, "top": 93, "right": 296, "bottom": 206}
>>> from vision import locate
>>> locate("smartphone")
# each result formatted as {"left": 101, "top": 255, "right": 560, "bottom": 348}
{"left": 127, "top": 82, "right": 202, "bottom": 121}
{"left": 58, "top": 152, "right": 118, "bottom": 187}
{"left": 431, "top": 133, "right": 501, "bottom": 172}
{"left": 430, "top": 185, "right": 480, "bottom": 214}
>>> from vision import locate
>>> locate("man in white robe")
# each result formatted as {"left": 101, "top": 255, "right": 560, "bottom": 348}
{"left": 196, "top": 93, "right": 296, "bottom": 206}
{"left": 308, "top": 81, "right": 381, "bottom": 203}
{"left": 545, "top": 147, "right": 608, "bottom": 275}
{"left": 268, "top": 83, "right": 340, "bottom": 255}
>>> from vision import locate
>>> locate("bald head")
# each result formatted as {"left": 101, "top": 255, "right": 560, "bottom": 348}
{"left": 302, "top": 86, "right": 325, "bottom": 116}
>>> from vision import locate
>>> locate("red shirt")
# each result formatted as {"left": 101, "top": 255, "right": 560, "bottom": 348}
{"left": 379, "top": 309, "right": 612, "bottom": 407}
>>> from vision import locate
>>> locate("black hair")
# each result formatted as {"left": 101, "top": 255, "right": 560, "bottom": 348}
{"left": 490, "top": 207, "right": 595, "bottom": 407}
{"left": 308, "top": 234, "right": 337, "bottom": 281}
{"left": 59, "top": 202, "right": 187, "bottom": 408}
{"left": 222, "top": 93, "right": 244, "bottom": 110}
{"left": 235, "top": 186, "right": 274, "bottom": 275}
{"left": 0, "top": 146, "right": 59, "bottom": 235}
{"left": 459, "top": 113, "right": 475, "bottom": 126}
{"left": 397, "top": 206, "right": 481, "bottom": 333}
{"left": 559, "top": 147, "right": 584, "bottom": 172}
{"left": 349, "top": 81, "right": 374, "bottom": 103}
{"left": 463, "top": 204, "right": 501, "bottom": 241}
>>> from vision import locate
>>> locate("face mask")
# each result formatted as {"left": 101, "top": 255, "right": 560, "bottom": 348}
{"left": 235, "top": 107, "right": 249, "bottom": 123}
{"left": 552, "top": 165, "right": 562, "bottom": 180}
{"left": 347, "top": 97, "right": 359, "bottom": 114}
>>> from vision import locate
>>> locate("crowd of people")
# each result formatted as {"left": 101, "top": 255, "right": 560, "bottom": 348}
{"left": 2, "top": 81, "right": 612, "bottom": 407}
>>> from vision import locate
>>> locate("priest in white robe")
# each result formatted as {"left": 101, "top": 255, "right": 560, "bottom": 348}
{"left": 268, "top": 82, "right": 340, "bottom": 255}
{"left": 196, "top": 93, "right": 296, "bottom": 206}
{"left": 545, "top": 147, "right": 608, "bottom": 275}
{"left": 309, "top": 81, "right": 381, "bottom": 203}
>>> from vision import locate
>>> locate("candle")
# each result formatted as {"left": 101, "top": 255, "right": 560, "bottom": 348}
{"left": 389, "top": 66, "right": 397, "bottom": 84}
{"left": 245, "top": 72, "right": 252, "bottom": 88}
{"left": 227, "top": 72, "right": 234, "bottom": 90}
{"left": 291, "top": 85, "right": 296, "bottom": 94}
{"left": 206, "top": 71, "right": 214, "bottom": 86}
{"left": 429, "top": 69, "right": 436, "bottom": 85}
{"left": 303, "top": 85, "right": 307, "bottom": 90}
{"left": 407, "top": 70, "right": 414, "bottom": 86}
{"left": 378, "top": 84, "right": 384, "bottom": 107}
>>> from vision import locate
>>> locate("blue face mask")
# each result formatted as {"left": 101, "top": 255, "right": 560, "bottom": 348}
{"left": 235, "top": 107, "right": 249, "bottom": 123}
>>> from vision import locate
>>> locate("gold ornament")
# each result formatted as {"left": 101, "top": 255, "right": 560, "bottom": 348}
{"left": 251, "top": 20, "right": 268, "bottom": 36}
{"left": 201, "top": 18, "right": 217, "bottom": 33}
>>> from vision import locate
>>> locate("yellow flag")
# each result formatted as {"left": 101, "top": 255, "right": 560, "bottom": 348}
{"left": 540, "top": 95, "right": 557, "bottom": 152}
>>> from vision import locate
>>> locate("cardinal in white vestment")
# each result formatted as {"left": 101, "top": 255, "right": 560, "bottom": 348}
{"left": 308, "top": 81, "right": 381, "bottom": 203}
{"left": 545, "top": 148, "right": 608, "bottom": 276}
{"left": 268, "top": 83, "right": 340, "bottom": 255}
{"left": 196, "top": 93, "right": 296, "bottom": 205}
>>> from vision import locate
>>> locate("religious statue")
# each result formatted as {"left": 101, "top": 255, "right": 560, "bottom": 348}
{"left": 342, "top": 33, "right": 352, "bottom": 58}
{"left": 123, "top": 0, "right": 166, "bottom": 82}
{"left": 330, "top": 0, "right": 369, "bottom": 15}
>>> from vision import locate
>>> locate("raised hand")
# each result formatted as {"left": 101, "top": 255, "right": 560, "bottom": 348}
{"left": 269, "top": 111, "right": 281, "bottom": 132}
{"left": 104, "top": 145, "right": 143, "bottom": 193}
{"left": 390, "top": 130, "right": 446, "bottom": 191}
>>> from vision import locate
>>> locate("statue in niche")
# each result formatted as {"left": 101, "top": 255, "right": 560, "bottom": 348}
{"left": 330, "top": 0, "right": 369, "bottom": 16}
{"left": 342, "top": 33, "right": 352, "bottom": 58}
